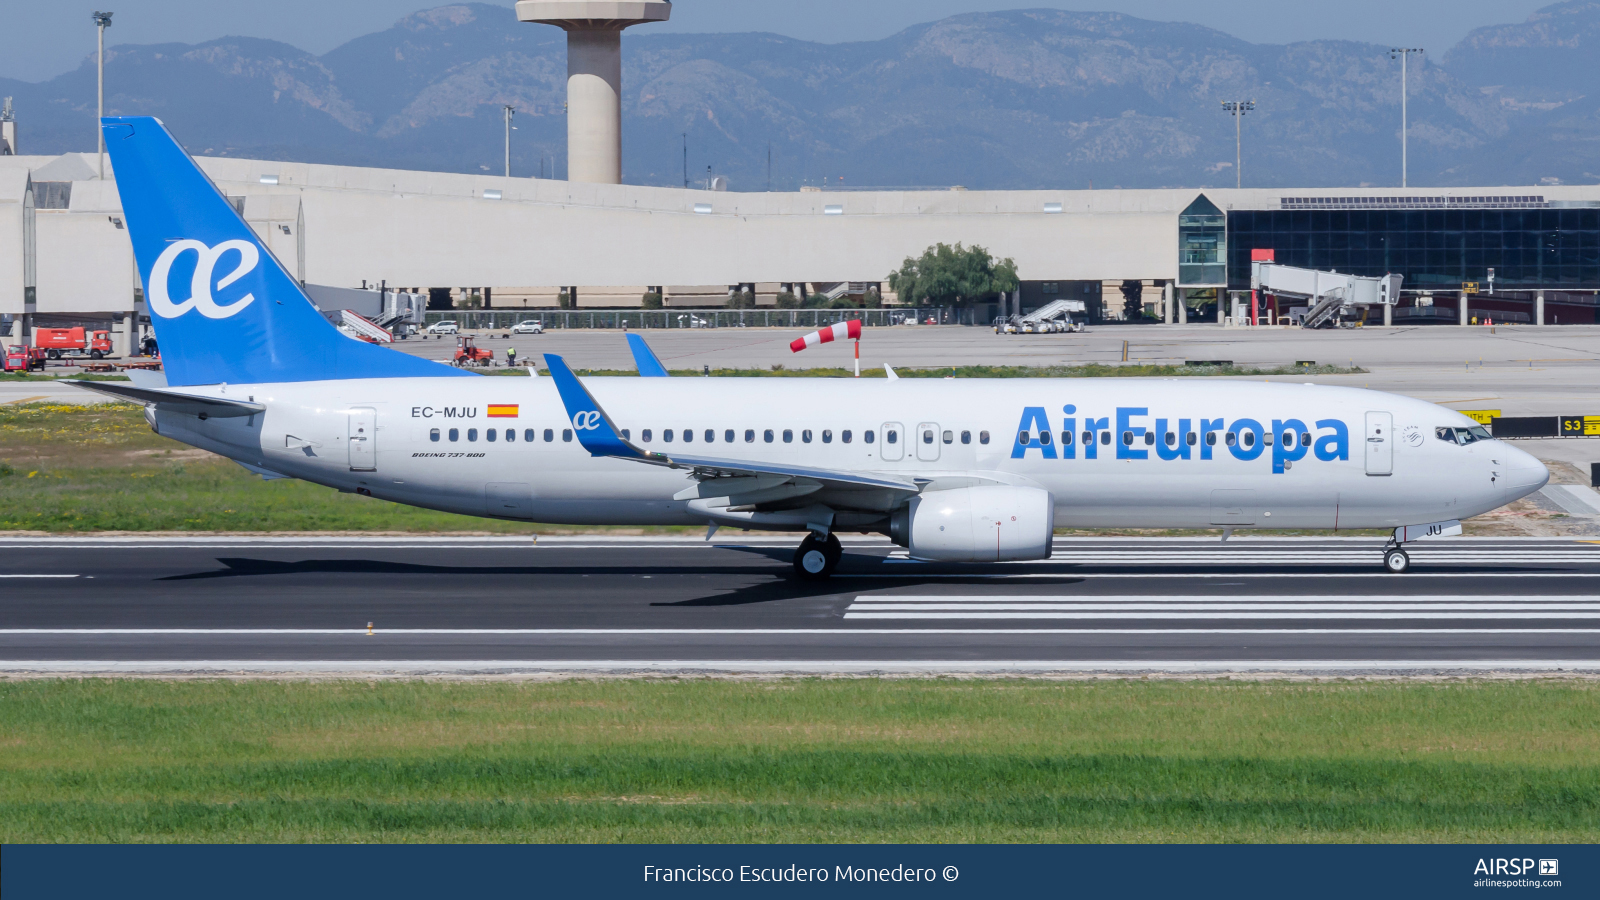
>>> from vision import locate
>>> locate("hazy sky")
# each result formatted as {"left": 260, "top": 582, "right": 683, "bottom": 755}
{"left": 0, "top": 0, "right": 1553, "bottom": 82}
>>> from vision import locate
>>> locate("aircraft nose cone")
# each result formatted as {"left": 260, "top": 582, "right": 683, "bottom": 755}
{"left": 1500, "top": 446, "right": 1549, "bottom": 502}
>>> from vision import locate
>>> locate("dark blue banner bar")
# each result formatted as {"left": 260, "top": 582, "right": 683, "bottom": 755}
{"left": 2, "top": 844, "right": 1592, "bottom": 899}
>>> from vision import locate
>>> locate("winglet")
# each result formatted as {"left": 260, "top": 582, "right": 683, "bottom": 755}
{"left": 626, "top": 333, "right": 670, "bottom": 377}
{"left": 542, "top": 354, "right": 652, "bottom": 460}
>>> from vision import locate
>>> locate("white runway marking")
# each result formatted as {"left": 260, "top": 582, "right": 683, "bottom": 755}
{"left": 0, "top": 575, "right": 77, "bottom": 579}
{"left": 845, "top": 594, "right": 1600, "bottom": 621}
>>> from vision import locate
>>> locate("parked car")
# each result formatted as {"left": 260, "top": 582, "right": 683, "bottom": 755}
{"left": 511, "top": 320, "right": 545, "bottom": 335}
{"left": 426, "top": 320, "right": 458, "bottom": 335}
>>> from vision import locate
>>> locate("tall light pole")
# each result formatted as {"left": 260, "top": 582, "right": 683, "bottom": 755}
{"left": 1220, "top": 100, "right": 1255, "bottom": 189}
{"left": 503, "top": 105, "right": 514, "bottom": 177}
{"left": 92, "top": 11, "right": 113, "bottom": 180}
{"left": 1390, "top": 48, "right": 1423, "bottom": 188}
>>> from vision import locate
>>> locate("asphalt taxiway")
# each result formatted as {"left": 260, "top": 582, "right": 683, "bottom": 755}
{"left": 3, "top": 535, "right": 1599, "bottom": 675}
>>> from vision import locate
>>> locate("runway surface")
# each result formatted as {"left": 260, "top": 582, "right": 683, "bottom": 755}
{"left": 3, "top": 535, "right": 1599, "bottom": 675}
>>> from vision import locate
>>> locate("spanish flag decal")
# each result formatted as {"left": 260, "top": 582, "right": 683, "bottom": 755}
{"left": 487, "top": 404, "right": 519, "bottom": 418}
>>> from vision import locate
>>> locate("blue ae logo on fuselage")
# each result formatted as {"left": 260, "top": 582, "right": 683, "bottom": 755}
{"left": 1012, "top": 405, "right": 1350, "bottom": 474}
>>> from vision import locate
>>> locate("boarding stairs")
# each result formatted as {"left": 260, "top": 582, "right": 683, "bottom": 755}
{"left": 1020, "top": 298, "right": 1087, "bottom": 325}
{"left": 340, "top": 309, "right": 393, "bottom": 343}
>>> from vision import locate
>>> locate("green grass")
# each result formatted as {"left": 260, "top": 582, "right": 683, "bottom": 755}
{"left": 486, "top": 363, "right": 1367, "bottom": 378}
{"left": 0, "top": 402, "right": 548, "bottom": 533}
{"left": 1, "top": 679, "right": 1596, "bottom": 843}
{"left": 0, "top": 371, "right": 130, "bottom": 382}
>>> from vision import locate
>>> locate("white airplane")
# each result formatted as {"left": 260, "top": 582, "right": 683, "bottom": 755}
{"left": 80, "top": 117, "right": 1550, "bottom": 578}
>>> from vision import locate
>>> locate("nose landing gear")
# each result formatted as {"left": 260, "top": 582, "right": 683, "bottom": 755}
{"left": 1383, "top": 545, "right": 1411, "bottom": 574}
{"left": 793, "top": 532, "right": 843, "bottom": 580}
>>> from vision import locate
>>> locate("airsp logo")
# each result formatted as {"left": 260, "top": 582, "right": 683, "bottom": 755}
{"left": 572, "top": 410, "right": 603, "bottom": 431}
{"left": 148, "top": 239, "right": 260, "bottom": 320}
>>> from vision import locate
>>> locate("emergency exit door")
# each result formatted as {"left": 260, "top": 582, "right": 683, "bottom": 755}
{"left": 1364, "top": 411, "right": 1392, "bottom": 476}
{"left": 916, "top": 422, "right": 941, "bottom": 461}
{"left": 349, "top": 408, "right": 376, "bottom": 471}
{"left": 880, "top": 422, "right": 905, "bottom": 461}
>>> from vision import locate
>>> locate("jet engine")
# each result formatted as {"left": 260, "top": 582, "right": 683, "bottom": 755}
{"left": 889, "top": 486, "right": 1054, "bottom": 562}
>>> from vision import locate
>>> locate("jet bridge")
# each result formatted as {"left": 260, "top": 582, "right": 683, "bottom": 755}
{"left": 1251, "top": 262, "right": 1403, "bottom": 329}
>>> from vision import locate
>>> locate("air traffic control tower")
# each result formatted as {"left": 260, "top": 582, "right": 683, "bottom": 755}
{"left": 516, "top": 1, "right": 671, "bottom": 184}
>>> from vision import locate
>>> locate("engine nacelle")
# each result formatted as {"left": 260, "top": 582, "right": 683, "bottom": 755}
{"left": 890, "top": 486, "right": 1054, "bottom": 562}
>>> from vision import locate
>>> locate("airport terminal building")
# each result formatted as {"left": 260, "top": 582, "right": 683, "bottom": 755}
{"left": 2, "top": 148, "right": 1598, "bottom": 348}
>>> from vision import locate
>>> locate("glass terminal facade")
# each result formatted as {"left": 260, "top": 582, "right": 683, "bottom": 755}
{"left": 1178, "top": 195, "right": 1227, "bottom": 287}
{"left": 1224, "top": 198, "right": 1600, "bottom": 292}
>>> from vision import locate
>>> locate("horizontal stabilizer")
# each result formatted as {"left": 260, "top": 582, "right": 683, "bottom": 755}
{"left": 66, "top": 380, "right": 265, "bottom": 418}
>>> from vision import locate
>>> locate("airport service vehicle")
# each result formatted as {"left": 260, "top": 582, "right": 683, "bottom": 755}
{"left": 35, "top": 327, "right": 114, "bottom": 360}
{"left": 76, "top": 116, "right": 1551, "bottom": 579}
{"left": 4, "top": 345, "right": 45, "bottom": 373}
{"left": 512, "top": 320, "right": 544, "bottom": 335}
{"left": 426, "top": 320, "right": 458, "bottom": 335}
{"left": 453, "top": 336, "right": 495, "bottom": 367}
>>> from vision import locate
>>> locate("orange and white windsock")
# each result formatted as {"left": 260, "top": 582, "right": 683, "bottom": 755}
{"left": 790, "top": 319, "right": 862, "bottom": 353}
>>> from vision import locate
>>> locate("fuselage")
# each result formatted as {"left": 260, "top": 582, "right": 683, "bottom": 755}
{"left": 148, "top": 375, "right": 1550, "bottom": 532}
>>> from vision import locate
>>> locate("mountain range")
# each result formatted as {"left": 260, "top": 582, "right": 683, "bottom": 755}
{"left": 3, "top": 2, "right": 1598, "bottom": 190}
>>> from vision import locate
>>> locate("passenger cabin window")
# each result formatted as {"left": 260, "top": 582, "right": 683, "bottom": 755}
{"left": 943, "top": 430, "right": 953, "bottom": 444}
{"left": 764, "top": 429, "right": 775, "bottom": 443}
{"left": 1082, "top": 431, "right": 1093, "bottom": 445}
{"left": 745, "top": 429, "right": 755, "bottom": 443}
{"left": 864, "top": 430, "right": 875, "bottom": 443}
{"left": 704, "top": 430, "right": 714, "bottom": 443}
{"left": 430, "top": 428, "right": 440, "bottom": 442}
{"left": 1206, "top": 432, "right": 1217, "bottom": 446}
{"left": 1224, "top": 432, "right": 1236, "bottom": 446}
{"left": 1165, "top": 432, "right": 1176, "bottom": 446}
{"left": 979, "top": 431, "right": 990, "bottom": 445}
{"left": 1300, "top": 431, "right": 1312, "bottom": 447}
{"left": 486, "top": 429, "right": 497, "bottom": 442}
{"left": 843, "top": 430, "right": 854, "bottom": 444}
{"left": 885, "top": 430, "right": 897, "bottom": 444}
{"left": 621, "top": 429, "right": 630, "bottom": 440}
{"left": 802, "top": 430, "right": 813, "bottom": 443}
{"left": 449, "top": 428, "right": 460, "bottom": 442}
{"left": 1242, "top": 432, "right": 1254, "bottom": 448}
{"left": 663, "top": 429, "right": 674, "bottom": 442}
{"left": 525, "top": 429, "right": 535, "bottom": 442}
{"left": 505, "top": 429, "right": 515, "bottom": 443}
{"left": 923, "top": 430, "right": 934, "bottom": 444}
{"left": 783, "top": 429, "right": 794, "bottom": 443}
{"left": 468, "top": 429, "right": 478, "bottom": 442}
{"left": 682, "top": 429, "right": 693, "bottom": 443}
{"left": 544, "top": 429, "right": 554, "bottom": 442}
{"left": 1060, "top": 431, "right": 1072, "bottom": 446}
{"left": 1040, "top": 431, "right": 1052, "bottom": 446}
{"left": 1099, "top": 432, "right": 1110, "bottom": 445}
{"left": 562, "top": 429, "right": 573, "bottom": 442}
{"left": 1143, "top": 432, "right": 1155, "bottom": 446}
{"left": 822, "top": 430, "right": 833, "bottom": 444}
{"left": 961, "top": 431, "right": 972, "bottom": 444}
{"left": 1122, "top": 431, "right": 1133, "bottom": 446}
{"left": 1187, "top": 432, "right": 1198, "bottom": 446}
{"left": 642, "top": 429, "right": 653, "bottom": 442}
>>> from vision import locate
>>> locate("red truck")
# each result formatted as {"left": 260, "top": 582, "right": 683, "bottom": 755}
{"left": 34, "top": 327, "right": 114, "bottom": 360}
{"left": 4, "top": 345, "right": 46, "bottom": 372}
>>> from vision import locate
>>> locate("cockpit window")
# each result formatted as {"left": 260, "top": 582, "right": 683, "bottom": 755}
{"left": 1436, "top": 425, "right": 1494, "bottom": 445}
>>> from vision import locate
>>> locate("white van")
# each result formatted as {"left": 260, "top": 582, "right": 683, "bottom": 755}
{"left": 426, "top": 320, "right": 459, "bottom": 335}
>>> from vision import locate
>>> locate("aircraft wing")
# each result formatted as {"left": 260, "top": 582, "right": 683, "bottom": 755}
{"left": 66, "top": 380, "right": 266, "bottom": 419}
{"left": 542, "top": 353, "right": 918, "bottom": 493}
{"left": 625, "top": 333, "right": 670, "bottom": 377}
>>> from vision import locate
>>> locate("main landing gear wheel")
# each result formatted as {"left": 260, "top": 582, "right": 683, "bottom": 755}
{"left": 793, "top": 533, "right": 842, "bottom": 580}
{"left": 1383, "top": 547, "right": 1411, "bottom": 574}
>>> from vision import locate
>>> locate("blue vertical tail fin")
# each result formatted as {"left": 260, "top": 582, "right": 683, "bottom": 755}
{"left": 102, "top": 116, "right": 467, "bottom": 386}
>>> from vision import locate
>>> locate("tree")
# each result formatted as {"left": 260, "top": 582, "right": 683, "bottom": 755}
{"left": 886, "top": 243, "right": 1019, "bottom": 308}
{"left": 641, "top": 290, "right": 663, "bottom": 310}
{"left": 725, "top": 289, "right": 755, "bottom": 309}
{"left": 774, "top": 291, "right": 801, "bottom": 309}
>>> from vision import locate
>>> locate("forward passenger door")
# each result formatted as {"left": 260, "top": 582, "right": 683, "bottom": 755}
{"left": 1364, "top": 411, "right": 1393, "bottom": 476}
